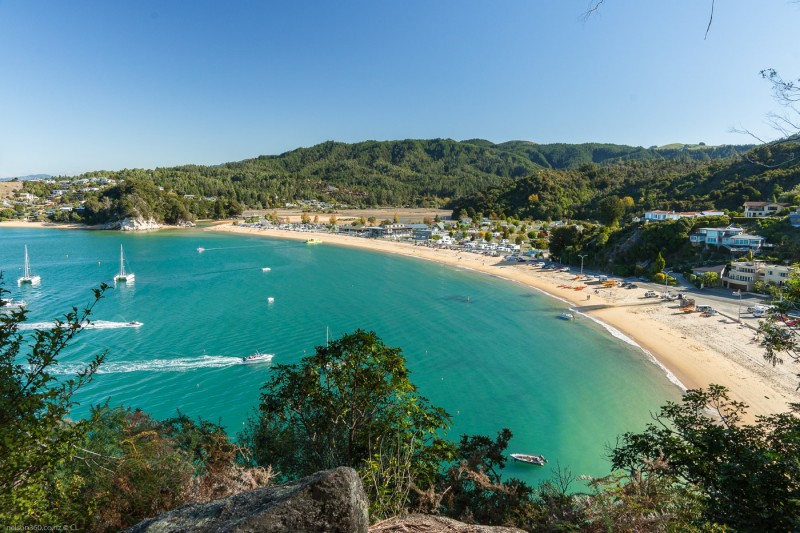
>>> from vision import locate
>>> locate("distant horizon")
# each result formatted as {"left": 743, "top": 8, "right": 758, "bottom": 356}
{"left": 0, "top": 136, "right": 757, "bottom": 180}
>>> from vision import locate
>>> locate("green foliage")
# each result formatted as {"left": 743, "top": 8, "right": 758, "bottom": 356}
{"left": 80, "top": 178, "right": 242, "bottom": 226}
{"left": 598, "top": 195, "right": 626, "bottom": 226}
{"left": 0, "top": 280, "right": 107, "bottom": 524}
{"left": 653, "top": 251, "right": 666, "bottom": 274}
{"left": 49, "top": 405, "right": 272, "bottom": 531}
{"left": 449, "top": 143, "right": 799, "bottom": 224}
{"left": 239, "top": 329, "right": 453, "bottom": 519}
{"left": 436, "top": 429, "right": 537, "bottom": 526}
{"left": 611, "top": 385, "right": 800, "bottom": 531}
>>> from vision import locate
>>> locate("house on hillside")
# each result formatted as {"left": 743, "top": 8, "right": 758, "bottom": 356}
{"left": 644, "top": 209, "right": 724, "bottom": 222}
{"left": 743, "top": 201, "right": 788, "bottom": 218}
{"left": 788, "top": 210, "right": 800, "bottom": 227}
{"left": 690, "top": 226, "right": 766, "bottom": 253}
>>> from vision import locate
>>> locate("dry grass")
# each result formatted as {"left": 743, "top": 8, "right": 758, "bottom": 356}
{"left": 0, "top": 180, "right": 21, "bottom": 199}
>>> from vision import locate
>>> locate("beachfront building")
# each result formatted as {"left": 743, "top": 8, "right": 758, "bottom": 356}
{"left": 743, "top": 201, "right": 788, "bottom": 218}
{"left": 722, "top": 261, "right": 795, "bottom": 291}
{"left": 644, "top": 209, "right": 724, "bottom": 222}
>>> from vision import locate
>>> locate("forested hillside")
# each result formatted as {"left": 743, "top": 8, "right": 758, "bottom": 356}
{"left": 74, "top": 139, "right": 752, "bottom": 211}
{"left": 449, "top": 142, "right": 800, "bottom": 221}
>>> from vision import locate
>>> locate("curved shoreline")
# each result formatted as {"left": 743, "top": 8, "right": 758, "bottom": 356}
{"left": 4, "top": 219, "right": 797, "bottom": 421}
{"left": 208, "top": 223, "right": 800, "bottom": 422}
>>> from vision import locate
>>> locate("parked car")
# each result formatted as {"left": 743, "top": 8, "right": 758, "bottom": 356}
{"left": 644, "top": 290, "right": 657, "bottom": 298}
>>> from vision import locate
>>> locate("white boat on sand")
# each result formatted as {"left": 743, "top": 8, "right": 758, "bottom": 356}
{"left": 242, "top": 352, "right": 274, "bottom": 364}
{"left": 18, "top": 246, "right": 41, "bottom": 285}
{"left": 510, "top": 453, "right": 548, "bottom": 466}
{"left": 114, "top": 245, "right": 135, "bottom": 283}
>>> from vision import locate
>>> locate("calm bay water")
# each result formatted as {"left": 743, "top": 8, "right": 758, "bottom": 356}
{"left": 0, "top": 227, "right": 681, "bottom": 484}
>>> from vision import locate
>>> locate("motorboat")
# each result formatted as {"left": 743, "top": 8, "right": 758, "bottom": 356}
{"left": 127, "top": 321, "right": 143, "bottom": 327}
{"left": 1, "top": 298, "right": 27, "bottom": 310}
{"left": 261, "top": 267, "right": 272, "bottom": 272}
{"left": 242, "top": 352, "right": 274, "bottom": 364}
{"left": 558, "top": 312, "right": 574, "bottom": 320}
{"left": 510, "top": 453, "right": 548, "bottom": 466}
{"left": 18, "top": 246, "right": 41, "bottom": 285}
{"left": 197, "top": 247, "right": 205, "bottom": 253}
{"left": 306, "top": 238, "right": 322, "bottom": 244}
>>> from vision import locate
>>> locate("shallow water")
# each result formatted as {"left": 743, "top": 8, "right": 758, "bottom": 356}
{"left": 0, "top": 227, "right": 681, "bottom": 484}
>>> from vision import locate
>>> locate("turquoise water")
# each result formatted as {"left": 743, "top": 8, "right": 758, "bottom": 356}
{"left": 0, "top": 227, "right": 681, "bottom": 485}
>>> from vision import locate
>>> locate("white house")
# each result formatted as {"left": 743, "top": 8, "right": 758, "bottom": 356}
{"left": 743, "top": 201, "right": 787, "bottom": 218}
{"left": 690, "top": 226, "right": 766, "bottom": 253}
{"left": 644, "top": 209, "right": 724, "bottom": 222}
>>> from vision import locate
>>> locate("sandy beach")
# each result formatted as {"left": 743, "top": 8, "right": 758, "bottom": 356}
{"left": 211, "top": 223, "right": 800, "bottom": 422}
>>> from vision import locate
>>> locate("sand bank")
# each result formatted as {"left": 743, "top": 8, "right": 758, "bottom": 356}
{"left": 210, "top": 223, "right": 800, "bottom": 422}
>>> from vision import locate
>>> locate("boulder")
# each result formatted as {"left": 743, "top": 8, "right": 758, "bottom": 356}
{"left": 369, "top": 514, "right": 526, "bottom": 532}
{"left": 126, "top": 467, "right": 369, "bottom": 533}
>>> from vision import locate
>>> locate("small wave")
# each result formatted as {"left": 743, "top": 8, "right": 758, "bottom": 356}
{"left": 18, "top": 320, "right": 142, "bottom": 331}
{"left": 50, "top": 355, "right": 249, "bottom": 374}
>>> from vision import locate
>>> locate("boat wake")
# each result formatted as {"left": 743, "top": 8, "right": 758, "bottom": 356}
{"left": 50, "top": 355, "right": 248, "bottom": 374}
{"left": 18, "top": 320, "right": 143, "bottom": 331}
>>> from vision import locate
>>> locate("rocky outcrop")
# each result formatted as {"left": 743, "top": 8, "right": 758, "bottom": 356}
{"left": 370, "top": 514, "right": 525, "bottom": 532}
{"left": 102, "top": 217, "right": 161, "bottom": 231}
{"left": 126, "top": 467, "right": 369, "bottom": 533}
{"left": 118, "top": 217, "right": 161, "bottom": 231}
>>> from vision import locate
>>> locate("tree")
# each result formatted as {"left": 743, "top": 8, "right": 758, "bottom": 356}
{"left": 239, "top": 330, "right": 453, "bottom": 519}
{"left": 611, "top": 385, "right": 800, "bottom": 531}
{"left": 0, "top": 280, "right": 108, "bottom": 523}
{"left": 598, "top": 195, "right": 626, "bottom": 226}
{"left": 700, "top": 271, "right": 718, "bottom": 288}
{"left": 652, "top": 251, "right": 666, "bottom": 275}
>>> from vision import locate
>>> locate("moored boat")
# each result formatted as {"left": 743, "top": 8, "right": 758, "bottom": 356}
{"left": 510, "top": 453, "right": 548, "bottom": 466}
{"left": 558, "top": 312, "right": 574, "bottom": 320}
{"left": 306, "top": 238, "right": 322, "bottom": 244}
{"left": 18, "top": 246, "right": 41, "bottom": 285}
{"left": 114, "top": 245, "right": 135, "bottom": 283}
{"left": 242, "top": 352, "right": 274, "bottom": 364}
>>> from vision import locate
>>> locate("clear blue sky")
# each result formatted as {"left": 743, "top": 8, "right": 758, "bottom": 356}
{"left": 1, "top": 0, "right": 797, "bottom": 177}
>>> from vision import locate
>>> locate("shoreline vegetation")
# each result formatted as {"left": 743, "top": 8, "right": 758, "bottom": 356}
{"left": 3, "top": 218, "right": 799, "bottom": 422}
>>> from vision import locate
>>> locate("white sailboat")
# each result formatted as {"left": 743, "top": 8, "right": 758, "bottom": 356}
{"left": 18, "top": 246, "right": 41, "bottom": 285}
{"left": 113, "top": 245, "right": 135, "bottom": 283}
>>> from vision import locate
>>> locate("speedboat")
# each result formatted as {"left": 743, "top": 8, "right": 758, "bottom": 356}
{"left": 510, "top": 453, "right": 548, "bottom": 466}
{"left": 127, "top": 321, "right": 143, "bottom": 327}
{"left": 0, "top": 298, "right": 27, "bottom": 310}
{"left": 558, "top": 312, "right": 574, "bottom": 320}
{"left": 242, "top": 352, "right": 274, "bottom": 364}
{"left": 261, "top": 267, "right": 272, "bottom": 272}
{"left": 197, "top": 247, "right": 205, "bottom": 253}
{"left": 306, "top": 238, "right": 322, "bottom": 244}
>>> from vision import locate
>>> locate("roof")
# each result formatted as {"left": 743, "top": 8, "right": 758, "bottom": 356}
{"left": 744, "top": 201, "right": 787, "bottom": 207}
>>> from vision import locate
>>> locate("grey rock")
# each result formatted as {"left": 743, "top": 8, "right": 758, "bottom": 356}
{"left": 126, "top": 467, "right": 369, "bottom": 533}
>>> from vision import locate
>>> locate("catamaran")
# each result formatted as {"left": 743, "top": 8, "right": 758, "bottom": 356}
{"left": 114, "top": 245, "right": 135, "bottom": 283}
{"left": 18, "top": 246, "right": 41, "bottom": 285}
